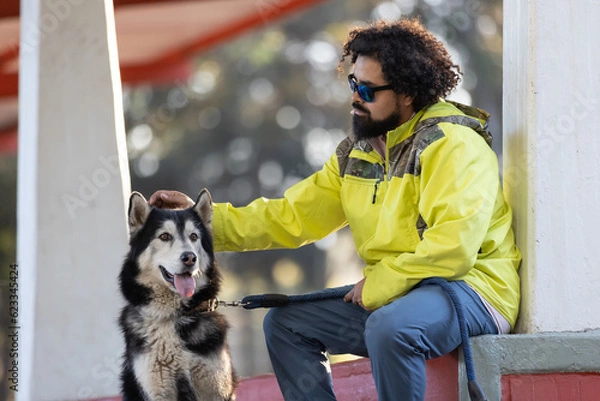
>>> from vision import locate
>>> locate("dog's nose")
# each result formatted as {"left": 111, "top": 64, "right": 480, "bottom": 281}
{"left": 180, "top": 252, "right": 197, "bottom": 267}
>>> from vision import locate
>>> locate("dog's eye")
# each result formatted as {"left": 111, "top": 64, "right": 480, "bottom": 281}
{"left": 158, "top": 233, "right": 172, "bottom": 241}
{"left": 190, "top": 233, "right": 199, "bottom": 241}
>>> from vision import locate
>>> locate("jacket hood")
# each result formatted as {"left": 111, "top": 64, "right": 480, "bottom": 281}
{"left": 389, "top": 100, "right": 493, "bottom": 148}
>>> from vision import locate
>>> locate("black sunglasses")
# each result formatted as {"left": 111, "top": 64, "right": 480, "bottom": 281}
{"left": 348, "top": 74, "right": 394, "bottom": 103}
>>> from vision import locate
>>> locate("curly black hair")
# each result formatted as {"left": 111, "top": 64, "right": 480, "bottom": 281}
{"left": 339, "top": 19, "right": 461, "bottom": 111}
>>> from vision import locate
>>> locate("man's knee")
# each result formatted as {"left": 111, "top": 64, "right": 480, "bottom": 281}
{"left": 364, "top": 308, "right": 418, "bottom": 355}
{"left": 365, "top": 309, "right": 395, "bottom": 348}
{"left": 263, "top": 306, "right": 300, "bottom": 342}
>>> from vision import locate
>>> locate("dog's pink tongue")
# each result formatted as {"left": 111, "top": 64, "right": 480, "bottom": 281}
{"left": 174, "top": 273, "right": 195, "bottom": 298}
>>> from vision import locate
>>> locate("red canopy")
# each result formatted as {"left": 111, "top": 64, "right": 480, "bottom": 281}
{"left": 0, "top": 0, "right": 327, "bottom": 152}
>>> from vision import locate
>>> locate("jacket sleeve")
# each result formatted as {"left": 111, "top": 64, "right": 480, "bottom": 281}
{"left": 212, "top": 153, "right": 348, "bottom": 252}
{"left": 362, "top": 126, "right": 499, "bottom": 309}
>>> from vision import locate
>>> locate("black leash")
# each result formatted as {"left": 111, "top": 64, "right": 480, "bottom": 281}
{"left": 238, "top": 288, "right": 350, "bottom": 309}
{"left": 220, "top": 278, "right": 486, "bottom": 401}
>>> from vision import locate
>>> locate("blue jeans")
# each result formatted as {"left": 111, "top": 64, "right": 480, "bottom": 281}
{"left": 263, "top": 281, "right": 498, "bottom": 401}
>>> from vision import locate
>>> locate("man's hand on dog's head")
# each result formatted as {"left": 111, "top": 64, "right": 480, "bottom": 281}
{"left": 148, "top": 190, "right": 195, "bottom": 209}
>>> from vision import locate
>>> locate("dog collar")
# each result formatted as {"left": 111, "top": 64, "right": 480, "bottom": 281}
{"left": 185, "top": 298, "right": 218, "bottom": 314}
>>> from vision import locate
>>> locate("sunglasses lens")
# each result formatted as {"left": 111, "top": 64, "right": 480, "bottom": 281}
{"left": 358, "top": 85, "right": 374, "bottom": 102}
{"left": 348, "top": 75, "right": 376, "bottom": 103}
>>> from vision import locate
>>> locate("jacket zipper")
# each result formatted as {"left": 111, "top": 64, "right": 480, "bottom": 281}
{"left": 372, "top": 178, "right": 381, "bottom": 204}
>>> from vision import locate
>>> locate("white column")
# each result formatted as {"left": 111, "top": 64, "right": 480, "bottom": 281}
{"left": 503, "top": 0, "right": 600, "bottom": 333}
{"left": 18, "top": 0, "right": 130, "bottom": 399}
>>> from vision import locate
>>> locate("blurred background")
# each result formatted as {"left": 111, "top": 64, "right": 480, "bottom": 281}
{"left": 0, "top": 0, "right": 502, "bottom": 397}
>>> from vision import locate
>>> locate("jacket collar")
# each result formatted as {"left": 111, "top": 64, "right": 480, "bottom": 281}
{"left": 386, "top": 100, "right": 459, "bottom": 147}
{"left": 386, "top": 99, "right": 493, "bottom": 149}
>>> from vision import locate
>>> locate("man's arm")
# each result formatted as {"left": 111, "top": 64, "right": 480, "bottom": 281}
{"left": 212, "top": 153, "right": 348, "bottom": 252}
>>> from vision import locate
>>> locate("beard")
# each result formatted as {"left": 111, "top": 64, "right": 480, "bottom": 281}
{"left": 352, "top": 104, "right": 402, "bottom": 141}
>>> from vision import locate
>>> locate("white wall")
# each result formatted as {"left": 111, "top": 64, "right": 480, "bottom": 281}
{"left": 18, "top": 0, "right": 130, "bottom": 399}
{"left": 504, "top": 0, "right": 600, "bottom": 333}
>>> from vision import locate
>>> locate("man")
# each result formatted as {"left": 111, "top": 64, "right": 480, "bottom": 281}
{"left": 150, "top": 19, "right": 521, "bottom": 401}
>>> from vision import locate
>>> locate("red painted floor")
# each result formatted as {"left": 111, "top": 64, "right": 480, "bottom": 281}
{"left": 501, "top": 373, "right": 600, "bottom": 401}
{"left": 86, "top": 352, "right": 459, "bottom": 401}
{"left": 236, "top": 352, "right": 458, "bottom": 401}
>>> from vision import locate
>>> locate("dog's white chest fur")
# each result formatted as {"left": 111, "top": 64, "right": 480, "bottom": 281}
{"left": 120, "top": 191, "right": 236, "bottom": 400}
{"left": 133, "top": 318, "right": 234, "bottom": 401}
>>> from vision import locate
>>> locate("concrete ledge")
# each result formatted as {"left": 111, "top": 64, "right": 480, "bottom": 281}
{"left": 459, "top": 330, "right": 600, "bottom": 401}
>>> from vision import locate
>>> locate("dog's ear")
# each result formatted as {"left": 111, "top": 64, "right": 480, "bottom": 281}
{"left": 128, "top": 192, "right": 151, "bottom": 234}
{"left": 193, "top": 188, "right": 213, "bottom": 231}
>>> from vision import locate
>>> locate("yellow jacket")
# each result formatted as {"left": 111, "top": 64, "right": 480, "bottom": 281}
{"left": 213, "top": 100, "right": 521, "bottom": 328}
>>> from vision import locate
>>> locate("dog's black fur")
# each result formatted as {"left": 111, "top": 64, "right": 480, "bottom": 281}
{"left": 118, "top": 190, "right": 236, "bottom": 401}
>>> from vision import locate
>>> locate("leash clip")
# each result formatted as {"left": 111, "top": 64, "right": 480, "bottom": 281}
{"left": 216, "top": 299, "right": 248, "bottom": 308}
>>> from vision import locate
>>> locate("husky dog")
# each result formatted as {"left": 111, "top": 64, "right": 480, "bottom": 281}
{"left": 119, "top": 189, "right": 237, "bottom": 401}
